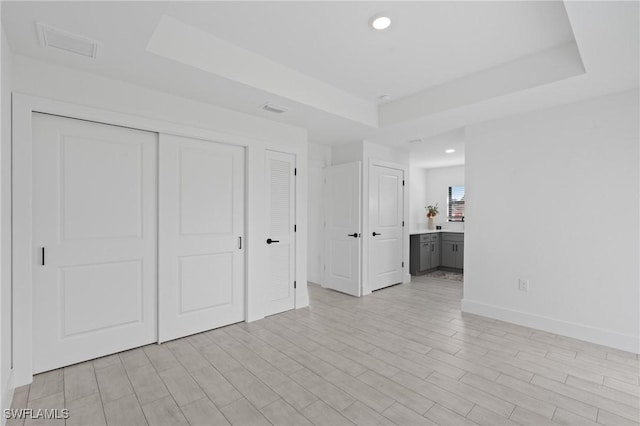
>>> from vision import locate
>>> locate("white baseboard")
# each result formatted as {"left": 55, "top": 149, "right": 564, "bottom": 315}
{"left": 1, "top": 369, "right": 15, "bottom": 426}
{"left": 403, "top": 273, "right": 411, "bottom": 284}
{"left": 461, "top": 299, "right": 639, "bottom": 354}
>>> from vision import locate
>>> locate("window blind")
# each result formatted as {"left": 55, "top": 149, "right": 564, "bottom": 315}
{"left": 448, "top": 186, "right": 465, "bottom": 222}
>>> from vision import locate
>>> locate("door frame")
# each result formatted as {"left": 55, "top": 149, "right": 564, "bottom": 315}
{"left": 363, "top": 159, "right": 410, "bottom": 295}
{"left": 11, "top": 93, "right": 308, "bottom": 386}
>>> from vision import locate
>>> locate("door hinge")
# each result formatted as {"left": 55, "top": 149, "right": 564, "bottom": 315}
{"left": 402, "top": 180, "right": 405, "bottom": 186}
{"left": 294, "top": 281, "right": 297, "bottom": 289}
{"left": 294, "top": 168, "right": 297, "bottom": 176}
{"left": 294, "top": 224, "right": 297, "bottom": 232}
{"left": 402, "top": 221, "right": 405, "bottom": 227}
{"left": 402, "top": 261, "right": 405, "bottom": 268}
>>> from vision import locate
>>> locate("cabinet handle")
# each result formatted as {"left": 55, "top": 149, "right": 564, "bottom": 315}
{"left": 238, "top": 236, "right": 242, "bottom": 249}
{"left": 41, "top": 247, "right": 45, "bottom": 266}
{"left": 431, "top": 244, "right": 434, "bottom": 252}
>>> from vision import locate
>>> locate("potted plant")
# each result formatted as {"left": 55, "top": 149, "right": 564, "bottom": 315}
{"left": 425, "top": 203, "right": 439, "bottom": 230}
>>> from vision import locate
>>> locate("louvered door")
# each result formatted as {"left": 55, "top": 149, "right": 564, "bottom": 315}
{"left": 264, "top": 150, "right": 296, "bottom": 316}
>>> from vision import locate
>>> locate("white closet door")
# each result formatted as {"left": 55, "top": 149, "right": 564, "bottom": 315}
{"left": 369, "top": 165, "right": 404, "bottom": 291}
{"left": 323, "top": 162, "right": 362, "bottom": 296}
{"left": 32, "top": 113, "right": 157, "bottom": 373}
{"left": 159, "top": 134, "right": 245, "bottom": 342}
{"left": 264, "top": 151, "right": 296, "bottom": 316}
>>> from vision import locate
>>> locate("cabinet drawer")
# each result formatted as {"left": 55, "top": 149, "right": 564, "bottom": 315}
{"left": 441, "top": 233, "right": 464, "bottom": 242}
{"left": 419, "top": 234, "right": 434, "bottom": 242}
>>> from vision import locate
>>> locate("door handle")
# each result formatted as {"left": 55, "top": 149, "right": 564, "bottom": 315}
{"left": 266, "top": 238, "right": 280, "bottom": 244}
{"left": 347, "top": 233, "right": 359, "bottom": 238}
{"left": 372, "top": 232, "right": 382, "bottom": 236}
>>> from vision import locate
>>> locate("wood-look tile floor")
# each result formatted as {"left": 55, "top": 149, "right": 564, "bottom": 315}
{"left": 9, "top": 277, "right": 640, "bottom": 426}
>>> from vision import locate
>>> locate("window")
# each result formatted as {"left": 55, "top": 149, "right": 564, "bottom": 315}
{"left": 448, "top": 186, "right": 465, "bottom": 222}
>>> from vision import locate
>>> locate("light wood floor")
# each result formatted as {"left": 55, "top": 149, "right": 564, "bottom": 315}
{"left": 9, "top": 276, "right": 640, "bottom": 426}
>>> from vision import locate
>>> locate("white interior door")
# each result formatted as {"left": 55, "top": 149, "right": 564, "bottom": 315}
{"left": 369, "top": 164, "right": 404, "bottom": 291}
{"left": 323, "top": 162, "right": 362, "bottom": 296}
{"left": 159, "top": 134, "right": 245, "bottom": 342}
{"left": 264, "top": 150, "right": 296, "bottom": 316}
{"left": 32, "top": 113, "right": 157, "bottom": 373}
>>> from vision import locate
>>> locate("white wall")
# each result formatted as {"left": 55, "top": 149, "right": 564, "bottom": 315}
{"left": 1, "top": 25, "right": 13, "bottom": 416}
{"left": 409, "top": 166, "right": 429, "bottom": 231}
{"left": 331, "top": 141, "right": 363, "bottom": 166}
{"left": 11, "top": 56, "right": 305, "bottom": 146}
{"left": 463, "top": 90, "right": 639, "bottom": 353}
{"left": 308, "top": 142, "right": 331, "bottom": 284}
{"left": 409, "top": 165, "right": 465, "bottom": 232}
{"left": 425, "top": 165, "right": 465, "bottom": 231}
{"left": 9, "top": 54, "right": 310, "bottom": 386}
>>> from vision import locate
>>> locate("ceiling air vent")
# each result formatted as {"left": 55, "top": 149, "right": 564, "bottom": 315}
{"left": 36, "top": 22, "right": 99, "bottom": 59}
{"left": 260, "top": 103, "right": 288, "bottom": 114}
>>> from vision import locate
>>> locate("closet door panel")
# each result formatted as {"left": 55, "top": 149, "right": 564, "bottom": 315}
{"left": 32, "top": 113, "right": 157, "bottom": 373}
{"left": 159, "top": 134, "right": 245, "bottom": 342}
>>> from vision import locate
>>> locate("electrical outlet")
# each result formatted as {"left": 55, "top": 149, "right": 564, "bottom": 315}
{"left": 518, "top": 279, "right": 529, "bottom": 292}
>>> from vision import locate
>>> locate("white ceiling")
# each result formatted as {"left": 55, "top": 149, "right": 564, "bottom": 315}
{"left": 164, "top": 1, "right": 575, "bottom": 102}
{"left": 2, "top": 1, "right": 638, "bottom": 169}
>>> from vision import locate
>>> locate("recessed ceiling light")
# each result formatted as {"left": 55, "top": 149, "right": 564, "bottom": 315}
{"left": 369, "top": 14, "right": 391, "bottom": 30}
{"left": 379, "top": 94, "right": 392, "bottom": 102}
{"left": 445, "top": 149, "right": 456, "bottom": 154}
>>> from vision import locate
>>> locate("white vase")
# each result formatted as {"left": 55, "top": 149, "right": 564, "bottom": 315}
{"left": 427, "top": 216, "right": 435, "bottom": 230}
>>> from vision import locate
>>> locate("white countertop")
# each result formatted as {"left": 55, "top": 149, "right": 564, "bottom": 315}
{"left": 410, "top": 229, "right": 465, "bottom": 235}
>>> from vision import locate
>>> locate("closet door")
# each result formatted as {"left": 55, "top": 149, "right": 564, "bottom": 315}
{"left": 32, "top": 113, "right": 157, "bottom": 373}
{"left": 369, "top": 165, "right": 404, "bottom": 291}
{"left": 159, "top": 134, "right": 245, "bottom": 342}
{"left": 323, "top": 162, "right": 361, "bottom": 296}
{"left": 263, "top": 150, "right": 296, "bottom": 316}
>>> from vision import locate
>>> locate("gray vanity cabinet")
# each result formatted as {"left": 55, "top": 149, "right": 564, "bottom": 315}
{"left": 441, "top": 233, "right": 464, "bottom": 270}
{"left": 419, "top": 241, "right": 431, "bottom": 271}
{"left": 410, "top": 233, "right": 440, "bottom": 274}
